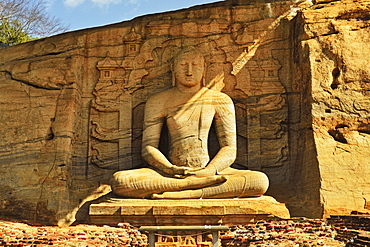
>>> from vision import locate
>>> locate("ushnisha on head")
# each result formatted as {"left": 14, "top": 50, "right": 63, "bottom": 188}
{"left": 172, "top": 46, "right": 206, "bottom": 88}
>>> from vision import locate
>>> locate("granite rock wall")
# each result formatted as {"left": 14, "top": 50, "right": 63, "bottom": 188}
{"left": 0, "top": 0, "right": 369, "bottom": 224}
{"left": 299, "top": 0, "right": 370, "bottom": 217}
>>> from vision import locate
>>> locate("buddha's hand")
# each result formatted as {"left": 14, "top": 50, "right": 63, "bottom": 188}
{"left": 171, "top": 166, "right": 204, "bottom": 178}
{"left": 184, "top": 166, "right": 217, "bottom": 177}
{"left": 170, "top": 166, "right": 192, "bottom": 177}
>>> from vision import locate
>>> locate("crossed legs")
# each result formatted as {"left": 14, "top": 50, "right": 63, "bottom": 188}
{"left": 111, "top": 168, "right": 268, "bottom": 199}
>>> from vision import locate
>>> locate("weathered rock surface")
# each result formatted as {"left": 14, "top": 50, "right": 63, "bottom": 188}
{"left": 299, "top": 0, "right": 370, "bottom": 217}
{"left": 0, "top": 0, "right": 369, "bottom": 224}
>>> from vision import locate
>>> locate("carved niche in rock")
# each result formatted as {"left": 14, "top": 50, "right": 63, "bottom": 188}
{"left": 88, "top": 11, "right": 290, "bottom": 178}
{"left": 89, "top": 28, "right": 147, "bottom": 173}
{"left": 233, "top": 53, "right": 288, "bottom": 170}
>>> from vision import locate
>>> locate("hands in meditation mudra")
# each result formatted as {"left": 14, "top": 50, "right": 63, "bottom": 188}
{"left": 111, "top": 47, "right": 269, "bottom": 199}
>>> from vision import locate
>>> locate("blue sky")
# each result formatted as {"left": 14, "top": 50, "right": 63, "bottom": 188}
{"left": 46, "top": 0, "right": 220, "bottom": 32}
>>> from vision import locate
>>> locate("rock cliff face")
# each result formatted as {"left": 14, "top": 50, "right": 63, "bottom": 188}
{"left": 0, "top": 0, "right": 369, "bottom": 224}
{"left": 298, "top": 0, "right": 370, "bottom": 217}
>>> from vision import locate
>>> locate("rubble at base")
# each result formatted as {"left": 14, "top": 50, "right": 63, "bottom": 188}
{"left": 0, "top": 218, "right": 350, "bottom": 247}
{"left": 0, "top": 221, "right": 147, "bottom": 246}
{"left": 220, "top": 218, "right": 344, "bottom": 247}
{"left": 328, "top": 213, "right": 370, "bottom": 247}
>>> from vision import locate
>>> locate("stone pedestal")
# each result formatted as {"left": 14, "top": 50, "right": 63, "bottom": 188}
{"left": 89, "top": 196, "right": 290, "bottom": 226}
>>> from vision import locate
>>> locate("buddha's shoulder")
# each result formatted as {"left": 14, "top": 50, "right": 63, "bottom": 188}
{"left": 204, "top": 88, "right": 233, "bottom": 102}
{"left": 146, "top": 88, "right": 175, "bottom": 102}
{"left": 146, "top": 88, "right": 173, "bottom": 107}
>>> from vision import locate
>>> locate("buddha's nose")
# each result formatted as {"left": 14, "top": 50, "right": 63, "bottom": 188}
{"left": 186, "top": 63, "right": 192, "bottom": 76}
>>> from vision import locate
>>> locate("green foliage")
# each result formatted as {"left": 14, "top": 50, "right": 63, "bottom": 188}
{"left": 0, "top": 0, "right": 68, "bottom": 46}
{"left": 0, "top": 19, "right": 37, "bottom": 45}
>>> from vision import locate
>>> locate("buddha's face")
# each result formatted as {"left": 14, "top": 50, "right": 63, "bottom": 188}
{"left": 173, "top": 52, "right": 205, "bottom": 88}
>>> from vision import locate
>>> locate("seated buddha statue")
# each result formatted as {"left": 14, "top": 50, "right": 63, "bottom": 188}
{"left": 111, "top": 47, "right": 269, "bottom": 199}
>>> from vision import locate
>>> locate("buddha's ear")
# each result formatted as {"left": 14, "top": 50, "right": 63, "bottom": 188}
{"left": 202, "top": 63, "right": 206, "bottom": 87}
{"left": 171, "top": 63, "right": 176, "bottom": 87}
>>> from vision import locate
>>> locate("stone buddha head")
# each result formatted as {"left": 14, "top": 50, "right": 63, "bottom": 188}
{"left": 172, "top": 47, "right": 206, "bottom": 88}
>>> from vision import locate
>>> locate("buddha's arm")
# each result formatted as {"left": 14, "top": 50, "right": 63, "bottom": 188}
{"left": 209, "top": 94, "right": 237, "bottom": 174}
{"left": 185, "top": 93, "right": 237, "bottom": 177}
{"left": 141, "top": 95, "right": 190, "bottom": 176}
